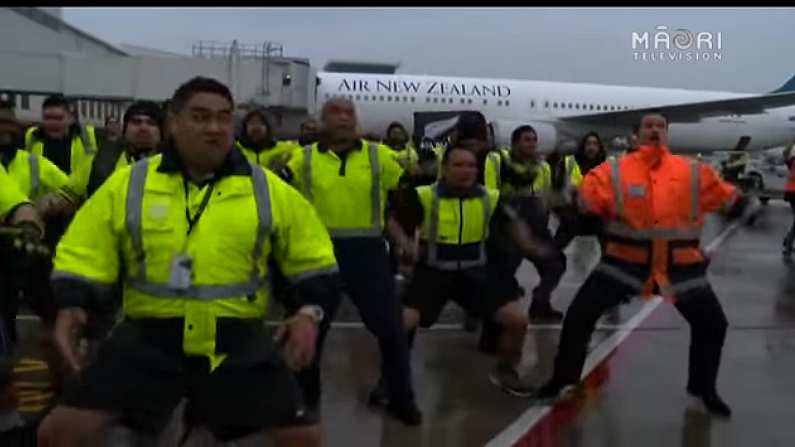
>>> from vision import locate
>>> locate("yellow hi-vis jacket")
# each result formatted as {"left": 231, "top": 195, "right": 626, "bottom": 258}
{"left": 287, "top": 139, "right": 404, "bottom": 238}
{"left": 52, "top": 149, "right": 338, "bottom": 370}
{"left": 2, "top": 149, "right": 68, "bottom": 200}
{"left": 235, "top": 140, "right": 300, "bottom": 171}
{"left": 25, "top": 125, "right": 98, "bottom": 174}
{"left": 0, "top": 166, "right": 29, "bottom": 217}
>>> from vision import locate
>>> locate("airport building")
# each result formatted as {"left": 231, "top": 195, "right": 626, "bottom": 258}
{"left": 0, "top": 7, "right": 316, "bottom": 138}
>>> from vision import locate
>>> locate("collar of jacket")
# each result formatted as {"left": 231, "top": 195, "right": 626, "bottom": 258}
{"left": 317, "top": 139, "right": 365, "bottom": 154}
{"left": 156, "top": 143, "right": 252, "bottom": 178}
{"left": 0, "top": 146, "right": 19, "bottom": 167}
{"left": 635, "top": 144, "right": 671, "bottom": 168}
{"left": 436, "top": 181, "right": 486, "bottom": 199}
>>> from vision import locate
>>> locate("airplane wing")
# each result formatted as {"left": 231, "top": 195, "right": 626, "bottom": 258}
{"left": 560, "top": 90, "right": 795, "bottom": 125}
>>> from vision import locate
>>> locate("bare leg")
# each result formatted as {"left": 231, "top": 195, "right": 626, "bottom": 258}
{"left": 37, "top": 406, "right": 115, "bottom": 447}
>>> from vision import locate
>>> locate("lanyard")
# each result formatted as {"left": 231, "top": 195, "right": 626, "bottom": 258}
{"left": 184, "top": 178, "right": 215, "bottom": 236}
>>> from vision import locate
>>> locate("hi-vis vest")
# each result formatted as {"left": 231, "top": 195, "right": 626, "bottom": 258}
{"left": 0, "top": 165, "right": 28, "bottom": 217}
{"left": 235, "top": 140, "right": 299, "bottom": 170}
{"left": 25, "top": 125, "right": 98, "bottom": 174}
{"left": 52, "top": 154, "right": 338, "bottom": 370}
{"left": 497, "top": 148, "right": 552, "bottom": 197}
{"left": 585, "top": 151, "right": 735, "bottom": 300}
{"left": 548, "top": 154, "right": 582, "bottom": 207}
{"left": 2, "top": 149, "right": 68, "bottom": 200}
{"left": 416, "top": 183, "right": 500, "bottom": 270}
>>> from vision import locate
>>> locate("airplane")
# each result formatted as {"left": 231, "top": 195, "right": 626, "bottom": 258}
{"left": 315, "top": 71, "right": 795, "bottom": 154}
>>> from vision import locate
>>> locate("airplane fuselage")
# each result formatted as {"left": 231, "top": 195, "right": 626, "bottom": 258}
{"left": 316, "top": 72, "right": 795, "bottom": 154}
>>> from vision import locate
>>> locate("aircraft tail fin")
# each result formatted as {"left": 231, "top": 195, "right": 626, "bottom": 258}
{"left": 771, "top": 74, "right": 795, "bottom": 93}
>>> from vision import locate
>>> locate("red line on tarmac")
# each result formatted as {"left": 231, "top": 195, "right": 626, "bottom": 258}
{"left": 486, "top": 296, "right": 663, "bottom": 447}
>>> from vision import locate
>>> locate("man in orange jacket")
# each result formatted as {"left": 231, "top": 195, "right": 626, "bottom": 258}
{"left": 782, "top": 142, "right": 795, "bottom": 257}
{"left": 534, "top": 112, "right": 756, "bottom": 418}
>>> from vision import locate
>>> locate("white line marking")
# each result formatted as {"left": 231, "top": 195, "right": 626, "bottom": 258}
{"left": 485, "top": 296, "right": 663, "bottom": 447}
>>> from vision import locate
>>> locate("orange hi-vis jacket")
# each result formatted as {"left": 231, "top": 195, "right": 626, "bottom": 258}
{"left": 786, "top": 150, "right": 795, "bottom": 193}
{"left": 580, "top": 144, "right": 737, "bottom": 300}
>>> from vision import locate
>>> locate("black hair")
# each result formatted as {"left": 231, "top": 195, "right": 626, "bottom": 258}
{"left": 631, "top": 124, "right": 640, "bottom": 134}
{"left": 574, "top": 131, "right": 607, "bottom": 174}
{"left": 240, "top": 107, "right": 275, "bottom": 147}
{"left": 42, "top": 94, "right": 69, "bottom": 111}
{"left": 640, "top": 109, "right": 669, "bottom": 127}
{"left": 511, "top": 125, "right": 537, "bottom": 146}
{"left": 170, "top": 77, "right": 233, "bottom": 113}
{"left": 123, "top": 100, "right": 164, "bottom": 134}
{"left": 455, "top": 111, "right": 488, "bottom": 142}
{"left": 442, "top": 144, "right": 477, "bottom": 165}
{"left": 386, "top": 121, "right": 408, "bottom": 138}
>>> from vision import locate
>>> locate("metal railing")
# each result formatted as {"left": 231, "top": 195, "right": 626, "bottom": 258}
{"left": 191, "top": 40, "right": 284, "bottom": 59}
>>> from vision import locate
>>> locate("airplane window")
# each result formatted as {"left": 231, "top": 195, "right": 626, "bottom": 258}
{"left": 379, "top": 96, "right": 384, "bottom": 101}
{"left": 597, "top": 105, "right": 601, "bottom": 111}
{"left": 404, "top": 97, "right": 409, "bottom": 102}
{"left": 387, "top": 96, "right": 392, "bottom": 102}
{"left": 355, "top": 95, "right": 361, "bottom": 101}
{"left": 575, "top": 104, "right": 580, "bottom": 110}
{"left": 426, "top": 97, "right": 430, "bottom": 103}
{"left": 544, "top": 101, "right": 549, "bottom": 108}
{"left": 325, "top": 93, "right": 330, "bottom": 99}
{"left": 467, "top": 99, "right": 473, "bottom": 104}
{"left": 411, "top": 97, "right": 416, "bottom": 103}
{"left": 506, "top": 100, "right": 510, "bottom": 106}
{"left": 590, "top": 105, "right": 594, "bottom": 110}
{"left": 553, "top": 102, "right": 558, "bottom": 108}
{"left": 567, "top": 103, "right": 572, "bottom": 109}
{"left": 460, "top": 99, "right": 466, "bottom": 104}
{"left": 483, "top": 99, "right": 488, "bottom": 105}
{"left": 433, "top": 98, "right": 438, "bottom": 103}
{"left": 497, "top": 100, "right": 503, "bottom": 106}
{"left": 531, "top": 101, "right": 535, "bottom": 108}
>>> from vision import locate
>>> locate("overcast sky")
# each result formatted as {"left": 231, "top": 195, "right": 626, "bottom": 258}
{"left": 62, "top": 7, "right": 795, "bottom": 93}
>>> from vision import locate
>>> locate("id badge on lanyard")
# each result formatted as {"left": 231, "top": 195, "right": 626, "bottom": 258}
{"left": 168, "top": 178, "right": 215, "bottom": 291}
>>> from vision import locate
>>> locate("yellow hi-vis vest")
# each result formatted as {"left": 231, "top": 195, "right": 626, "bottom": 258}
{"left": 52, "top": 153, "right": 338, "bottom": 370}
{"left": 287, "top": 139, "right": 405, "bottom": 238}
{"left": 235, "top": 140, "right": 300, "bottom": 170}
{"left": 25, "top": 125, "right": 98, "bottom": 174}
{"left": 416, "top": 183, "right": 500, "bottom": 270}
{"left": 0, "top": 166, "right": 29, "bottom": 217}
{"left": 2, "top": 149, "right": 68, "bottom": 200}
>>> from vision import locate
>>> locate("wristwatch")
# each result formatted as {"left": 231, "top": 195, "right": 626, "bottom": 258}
{"left": 296, "top": 305, "right": 325, "bottom": 324}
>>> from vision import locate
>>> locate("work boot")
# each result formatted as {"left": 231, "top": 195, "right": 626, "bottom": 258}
{"left": 488, "top": 363, "right": 535, "bottom": 398}
{"left": 533, "top": 378, "right": 579, "bottom": 403}
{"left": 385, "top": 400, "right": 423, "bottom": 426}
{"left": 687, "top": 391, "right": 732, "bottom": 419}
{"left": 528, "top": 301, "right": 564, "bottom": 322}
{"left": 368, "top": 376, "right": 389, "bottom": 407}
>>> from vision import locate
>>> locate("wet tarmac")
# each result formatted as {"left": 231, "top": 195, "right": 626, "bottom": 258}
{"left": 5, "top": 201, "right": 795, "bottom": 446}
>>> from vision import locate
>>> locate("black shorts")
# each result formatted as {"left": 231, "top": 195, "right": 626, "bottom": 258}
{"left": 402, "top": 264, "right": 516, "bottom": 327}
{"left": 61, "top": 319, "right": 312, "bottom": 441}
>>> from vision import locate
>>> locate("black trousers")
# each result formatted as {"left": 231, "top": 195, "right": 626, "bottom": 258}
{"left": 551, "top": 270, "right": 728, "bottom": 395}
{"left": 553, "top": 206, "right": 605, "bottom": 251}
{"left": 332, "top": 237, "right": 414, "bottom": 405}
